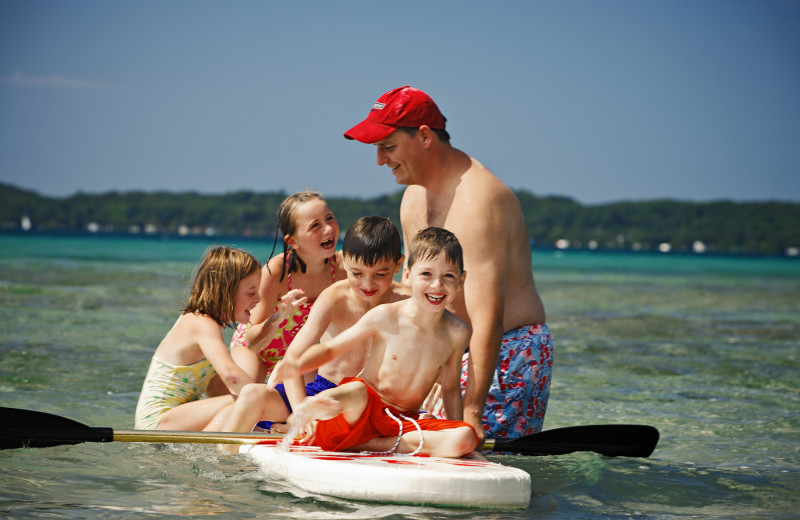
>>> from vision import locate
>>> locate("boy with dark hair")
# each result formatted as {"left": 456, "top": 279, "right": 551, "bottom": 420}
{"left": 218, "top": 216, "right": 407, "bottom": 436}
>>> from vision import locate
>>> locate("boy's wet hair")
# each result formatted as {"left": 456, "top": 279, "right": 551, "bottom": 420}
{"left": 407, "top": 227, "right": 463, "bottom": 273}
{"left": 342, "top": 216, "right": 402, "bottom": 266}
{"left": 184, "top": 246, "right": 260, "bottom": 327}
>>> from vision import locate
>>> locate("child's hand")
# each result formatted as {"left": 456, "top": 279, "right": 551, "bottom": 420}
{"left": 275, "top": 289, "right": 308, "bottom": 323}
{"left": 297, "top": 395, "right": 342, "bottom": 445}
{"left": 421, "top": 382, "right": 444, "bottom": 418}
{"left": 269, "top": 422, "right": 290, "bottom": 434}
{"left": 300, "top": 419, "right": 319, "bottom": 445}
{"left": 265, "top": 360, "right": 283, "bottom": 388}
{"left": 267, "top": 358, "right": 300, "bottom": 388}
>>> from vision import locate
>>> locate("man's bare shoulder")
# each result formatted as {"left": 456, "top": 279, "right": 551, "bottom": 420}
{"left": 461, "top": 158, "right": 518, "bottom": 205}
{"left": 447, "top": 158, "right": 524, "bottom": 242}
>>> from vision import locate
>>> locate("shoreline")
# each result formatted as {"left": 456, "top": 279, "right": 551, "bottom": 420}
{"left": 2, "top": 228, "right": 798, "bottom": 260}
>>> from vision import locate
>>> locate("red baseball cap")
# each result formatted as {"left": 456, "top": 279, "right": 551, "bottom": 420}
{"left": 344, "top": 86, "right": 447, "bottom": 143}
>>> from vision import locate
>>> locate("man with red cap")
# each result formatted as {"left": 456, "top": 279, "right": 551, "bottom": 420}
{"left": 344, "top": 86, "right": 554, "bottom": 446}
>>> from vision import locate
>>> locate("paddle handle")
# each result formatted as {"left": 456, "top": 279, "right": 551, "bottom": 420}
{"left": 112, "top": 430, "right": 285, "bottom": 445}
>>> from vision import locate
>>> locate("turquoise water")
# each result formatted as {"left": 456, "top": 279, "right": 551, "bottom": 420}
{"left": 1, "top": 233, "right": 799, "bottom": 519}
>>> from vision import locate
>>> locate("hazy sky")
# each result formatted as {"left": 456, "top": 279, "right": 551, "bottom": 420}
{"left": 2, "top": 0, "right": 799, "bottom": 205}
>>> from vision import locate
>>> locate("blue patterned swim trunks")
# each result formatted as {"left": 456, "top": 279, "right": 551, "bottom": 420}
{"left": 462, "top": 324, "right": 554, "bottom": 439}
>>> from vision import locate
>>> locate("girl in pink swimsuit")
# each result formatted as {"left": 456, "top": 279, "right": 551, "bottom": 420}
{"left": 229, "top": 190, "right": 345, "bottom": 384}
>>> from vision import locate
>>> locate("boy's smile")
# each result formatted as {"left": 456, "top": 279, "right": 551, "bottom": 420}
{"left": 345, "top": 256, "right": 402, "bottom": 303}
{"left": 405, "top": 253, "right": 465, "bottom": 311}
{"left": 425, "top": 293, "right": 445, "bottom": 305}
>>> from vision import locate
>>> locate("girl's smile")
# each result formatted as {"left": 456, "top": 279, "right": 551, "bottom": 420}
{"left": 289, "top": 199, "right": 340, "bottom": 260}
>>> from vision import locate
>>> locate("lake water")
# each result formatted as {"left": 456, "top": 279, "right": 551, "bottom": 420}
{"left": 1, "top": 233, "right": 798, "bottom": 519}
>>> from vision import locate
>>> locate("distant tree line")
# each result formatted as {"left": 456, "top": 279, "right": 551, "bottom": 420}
{"left": 1, "top": 182, "right": 797, "bottom": 255}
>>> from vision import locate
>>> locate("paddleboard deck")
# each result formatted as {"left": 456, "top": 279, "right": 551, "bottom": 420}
{"left": 241, "top": 443, "right": 530, "bottom": 508}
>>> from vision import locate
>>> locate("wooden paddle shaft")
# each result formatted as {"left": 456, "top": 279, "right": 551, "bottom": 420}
{"left": 111, "top": 430, "right": 284, "bottom": 445}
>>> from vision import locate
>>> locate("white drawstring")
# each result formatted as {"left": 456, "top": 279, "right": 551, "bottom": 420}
{"left": 361, "top": 408, "right": 424, "bottom": 456}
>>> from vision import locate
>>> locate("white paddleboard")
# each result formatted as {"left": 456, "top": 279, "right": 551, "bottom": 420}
{"left": 241, "top": 443, "right": 531, "bottom": 508}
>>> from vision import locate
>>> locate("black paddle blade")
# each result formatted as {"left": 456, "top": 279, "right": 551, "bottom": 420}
{"left": 490, "top": 424, "right": 659, "bottom": 457}
{"left": 0, "top": 407, "right": 113, "bottom": 449}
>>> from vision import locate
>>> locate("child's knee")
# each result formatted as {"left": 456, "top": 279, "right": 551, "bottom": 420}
{"left": 450, "top": 426, "right": 479, "bottom": 456}
{"left": 238, "top": 383, "right": 268, "bottom": 406}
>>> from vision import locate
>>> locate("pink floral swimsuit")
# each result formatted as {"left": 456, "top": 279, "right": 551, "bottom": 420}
{"left": 230, "top": 257, "right": 336, "bottom": 377}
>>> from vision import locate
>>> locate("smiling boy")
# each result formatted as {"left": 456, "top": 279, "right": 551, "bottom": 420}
{"left": 275, "top": 227, "right": 478, "bottom": 458}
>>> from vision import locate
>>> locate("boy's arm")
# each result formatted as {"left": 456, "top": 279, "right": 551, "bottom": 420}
{"left": 278, "top": 289, "right": 337, "bottom": 410}
{"left": 277, "top": 307, "right": 381, "bottom": 381}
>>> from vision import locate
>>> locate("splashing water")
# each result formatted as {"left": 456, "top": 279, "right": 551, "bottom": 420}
{"left": 278, "top": 408, "right": 309, "bottom": 451}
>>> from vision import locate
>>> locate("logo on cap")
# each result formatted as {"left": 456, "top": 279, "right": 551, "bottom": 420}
{"left": 344, "top": 86, "right": 446, "bottom": 143}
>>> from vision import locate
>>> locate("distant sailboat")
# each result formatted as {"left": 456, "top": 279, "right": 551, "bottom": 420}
{"left": 21, "top": 215, "right": 31, "bottom": 231}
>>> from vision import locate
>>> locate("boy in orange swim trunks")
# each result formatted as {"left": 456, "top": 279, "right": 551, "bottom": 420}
{"left": 273, "top": 227, "right": 478, "bottom": 458}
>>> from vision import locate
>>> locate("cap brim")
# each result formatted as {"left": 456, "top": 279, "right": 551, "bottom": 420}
{"left": 343, "top": 119, "right": 397, "bottom": 143}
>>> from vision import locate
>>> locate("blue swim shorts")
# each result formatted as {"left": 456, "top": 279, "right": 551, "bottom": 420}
{"left": 256, "top": 374, "right": 337, "bottom": 430}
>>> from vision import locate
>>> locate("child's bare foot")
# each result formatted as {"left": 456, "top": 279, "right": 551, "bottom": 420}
{"left": 286, "top": 395, "right": 343, "bottom": 447}
{"left": 295, "top": 395, "right": 342, "bottom": 424}
{"left": 463, "top": 450, "right": 489, "bottom": 461}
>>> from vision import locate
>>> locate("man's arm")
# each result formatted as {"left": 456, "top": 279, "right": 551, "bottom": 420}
{"left": 440, "top": 326, "right": 469, "bottom": 422}
{"left": 461, "top": 271, "right": 505, "bottom": 445}
{"left": 455, "top": 198, "right": 509, "bottom": 447}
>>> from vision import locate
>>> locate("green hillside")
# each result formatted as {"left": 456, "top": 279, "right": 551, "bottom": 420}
{"left": 1, "top": 183, "right": 797, "bottom": 255}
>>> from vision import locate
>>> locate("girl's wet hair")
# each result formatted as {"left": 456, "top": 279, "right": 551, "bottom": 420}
{"left": 183, "top": 246, "right": 260, "bottom": 327}
{"left": 342, "top": 216, "right": 402, "bottom": 266}
{"left": 407, "top": 227, "right": 464, "bottom": 273}
{"left": 267, "top": 190, "right": 330, "bottom": 282}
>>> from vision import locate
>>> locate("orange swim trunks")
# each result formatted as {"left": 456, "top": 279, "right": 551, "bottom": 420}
{"left": 312, "top": 377, "right": 478, "bottom": 453}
